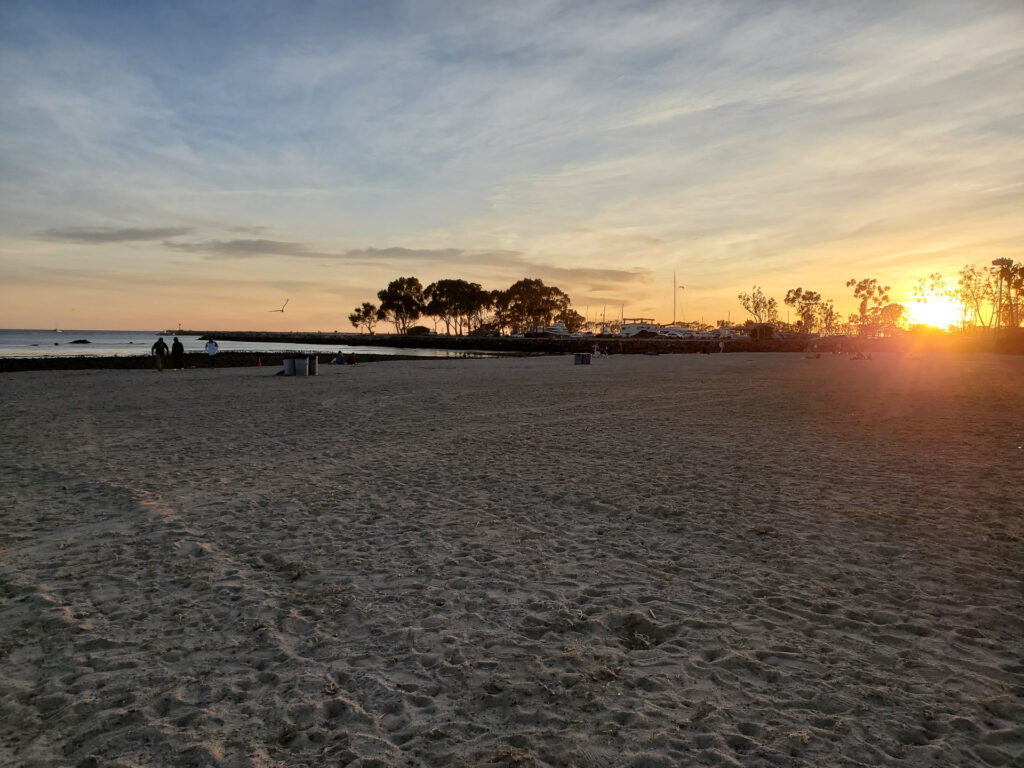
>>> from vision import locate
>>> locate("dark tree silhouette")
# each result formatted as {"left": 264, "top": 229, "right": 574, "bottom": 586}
{"left": 424, "top": 279, "right": 492, "bottom": 335}
{"left": 784, "top": 287, "right": 823, "bottom": 333}
{"left": 818, "top": 299, "right": 840, "bottom": 336}
{"left": 348, "top": 302, "right": 379, "bottom": 334}
{"left": 737, "top": 286, "right": 778, "bottom": 324}
{"left": 846, "top": 278, "right": 904, "bottom": 336}
{"left": 492, "top": 278, "right": 572, "bottom": 334}
{"left": 377, "top": 277, "right": 425, "bottom": 334}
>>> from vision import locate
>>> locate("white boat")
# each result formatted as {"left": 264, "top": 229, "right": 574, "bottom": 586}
{"left": 620, "top": 318, "right": 659, "bottom": 336}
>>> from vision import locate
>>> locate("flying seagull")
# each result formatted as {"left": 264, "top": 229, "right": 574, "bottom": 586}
{"left": 270, "top": 299, "right": 289, "bottom": 313}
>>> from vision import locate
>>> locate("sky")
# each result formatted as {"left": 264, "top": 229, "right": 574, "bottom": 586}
{"left": 1, "top": 0, "right": 1022, "bottom": 331}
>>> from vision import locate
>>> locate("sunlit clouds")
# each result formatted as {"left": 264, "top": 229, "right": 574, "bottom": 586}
{"left": 1, "top": 0, "right": 1022, "bottom": 329}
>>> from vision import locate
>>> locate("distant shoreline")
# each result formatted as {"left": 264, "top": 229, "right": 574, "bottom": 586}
{"left": 186, "top": 330, "right": 803, "bottom": 355}
{"left": 181, "top": 329, "right": 1024, "bottom": 356}
{"left": 0, "top": 350, "right": 443, "bottom": 373}
{"left": 0, "top": 336, "right": 801, "bottom": 372}
{"left": 3, "top": 329, "right": 1020, "bottom": 372}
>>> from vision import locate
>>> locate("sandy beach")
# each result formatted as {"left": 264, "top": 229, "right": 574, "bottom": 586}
{"left": 1, "top": 352, "right": 1021, "bottom": 767}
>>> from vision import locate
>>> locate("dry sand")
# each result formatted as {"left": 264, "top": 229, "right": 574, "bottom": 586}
{"left": 1, "top": 352, "right": 1021, "bottom": 767}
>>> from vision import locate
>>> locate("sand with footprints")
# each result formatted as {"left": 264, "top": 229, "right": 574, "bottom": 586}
{"left": 1, "top": 352, "right": 1022, "bottom": 767}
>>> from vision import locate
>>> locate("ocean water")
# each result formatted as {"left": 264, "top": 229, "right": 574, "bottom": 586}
{"left": 0, "top": 329, "right": 485, "bottom": 359}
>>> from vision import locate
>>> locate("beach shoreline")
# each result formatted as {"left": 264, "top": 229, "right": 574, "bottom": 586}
{"left": 0, "top": 351, "right": 480, "bottom": 374}
{"left": 1, "top": 353, "right": 1021, "bottom": 767}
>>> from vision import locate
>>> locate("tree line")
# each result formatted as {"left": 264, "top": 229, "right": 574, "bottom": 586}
{"left": 349, "top": 277, "right": 586, "bottom": 336}
{"left": 351, "top": 259, "right": 1022, "bottom": 337}
{"left": 921, "top": 260, "right": 1023, "bottom": 330}
{"left": 737, "top": 278, "right": 901, "bottom": 337}
{"left": 737, "top": 259, "right": 1023, "bottom": 337}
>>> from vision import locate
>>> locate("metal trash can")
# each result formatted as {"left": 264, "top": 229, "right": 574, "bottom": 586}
{"left": 308, "top": 356, "right": 318, "bottom": 376}
{"left": 292, "top": 356, "right": 308, "bottom": 376}
{"left": 574, "top": 353, "right": 592, "bottom": 365}
{"left": 283, "top": 358, "right": 296, "bottom": 376}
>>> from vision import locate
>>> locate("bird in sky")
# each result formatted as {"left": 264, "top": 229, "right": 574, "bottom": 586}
{"left": 270, "top": 299, "right": 289, "bottom": 313}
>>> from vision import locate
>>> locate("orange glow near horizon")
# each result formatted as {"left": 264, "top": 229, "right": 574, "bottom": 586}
{"left": 907, "top": 295, "right": 962, "bottom": 329}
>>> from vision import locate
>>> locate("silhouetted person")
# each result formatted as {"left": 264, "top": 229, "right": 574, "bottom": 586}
{"left": 151, "top": 337, "right": 169, "bottom": 371}
{"left": 205, "top": 339, "right": 219, "bottom": 367}
{"left": 171, "top": 337, "right": 185, "bottom": 369}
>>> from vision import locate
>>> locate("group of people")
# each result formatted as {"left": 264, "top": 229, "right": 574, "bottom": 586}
{"left": 151, "top": 337, "right": 219, "bottom": 370}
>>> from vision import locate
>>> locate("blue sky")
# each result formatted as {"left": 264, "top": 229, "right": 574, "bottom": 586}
{"left": 1, "top": 0, "right": 1022, "bottom": 330}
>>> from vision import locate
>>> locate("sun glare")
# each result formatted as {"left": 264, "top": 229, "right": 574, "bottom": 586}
{"left": 908, "top": 296, "right": 961, "bottom": 329}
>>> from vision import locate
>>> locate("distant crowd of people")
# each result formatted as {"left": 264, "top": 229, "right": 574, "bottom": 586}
{"left": 151, "top": 337, "right": 219, "bottom": 370}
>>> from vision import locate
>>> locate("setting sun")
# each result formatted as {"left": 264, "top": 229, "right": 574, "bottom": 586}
{"left": 908, "top": 296, "right": 962, "bottom": 329}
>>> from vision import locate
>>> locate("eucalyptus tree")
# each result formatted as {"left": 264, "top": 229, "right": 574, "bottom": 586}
{"left": 557, "top": 308, "right": 587, "bottom": 333}
{"left": 784, "top": 287, "right": 823, "bottom": 333}
{"left": 737, "top": 286, "right": 778, "bottom": 324}
{"left": 817, "top": 299, "right": 840, "bottom": 336}
{"left": 955, "top": 265, "right": 997, "bottom": 328}
{"left": 377, "top": 277, "right": 425, "bottom": 334}
{"left": 847, "top": 277, "right": 905, "bottom": 336}
{"left": 993, "top": 259, "right": 1023, "bottom": 329}
{"left": 493, "top": 278, "right": 572, "bottom": 334}
{"left": 423, "top": 280, "right": 460, "bottom": 335}
{"left": 348, "top": 302, "right": 379, "bottom": 334}
{"left": 1010, "top": 262, "right": 1024, "bottom": 328}
{"left": 459, "top": 281, "right": 494, "bottom": 333}
{"left": 424, "top": 279, "right": 493, "bottom": 335}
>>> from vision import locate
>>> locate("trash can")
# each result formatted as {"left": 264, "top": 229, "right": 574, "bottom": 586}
{"left": 292, "top": 356, "right": 308, "bottom": 376}
{"left": 574, "top": 353, "right": 592, "bottom": 365}
{"left": 308, "top": 356, "right": 318, "bottom": 376}
{"left": 283, "top": 358, "right": 296, "bottom": 376}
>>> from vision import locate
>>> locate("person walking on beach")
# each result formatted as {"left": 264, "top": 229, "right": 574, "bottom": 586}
{"left": 204, "top": 339, "right": 219, "bottom": 367}
{"left": 151, "top": 336, "right": 169, "bottom": 371}
{"left": 171, "top": 337, "right": 185, "bottom": 369}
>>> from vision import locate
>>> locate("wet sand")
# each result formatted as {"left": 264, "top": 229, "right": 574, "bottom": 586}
{"left": 1, "top": 353, "right": 1021, "bottom": 767}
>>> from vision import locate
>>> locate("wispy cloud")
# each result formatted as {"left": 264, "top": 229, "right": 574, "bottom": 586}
{"left": 162, "top": 239, "right": 648, "bottom": 286}
{"left": 42, "top": 226, "right": 193, "bottom": 243}
{"left": 164, "top": 238, "right": 335, "bottom": 260}
{"left": 340, "top": 246, "right": 520, "bottom": 265}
